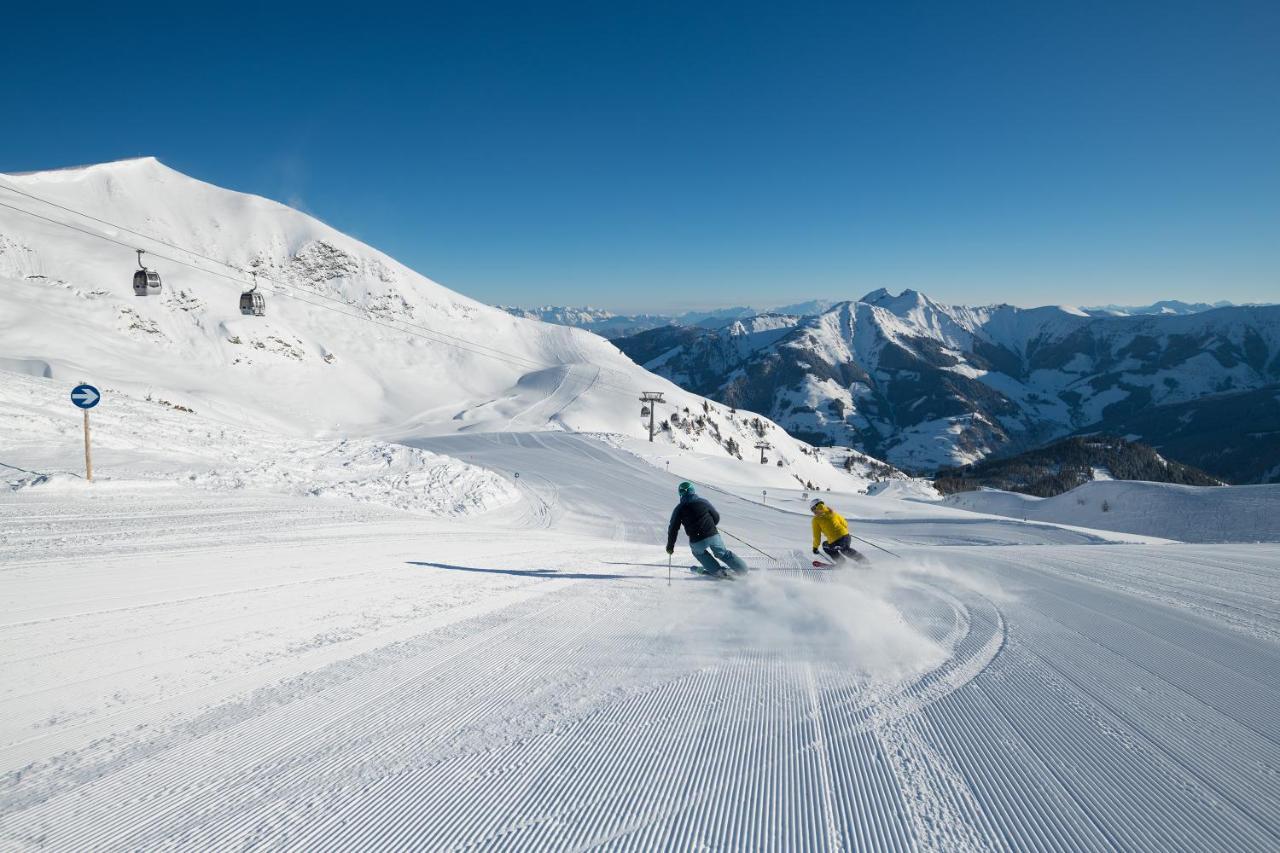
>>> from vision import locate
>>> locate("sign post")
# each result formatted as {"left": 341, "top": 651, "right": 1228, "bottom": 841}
{"left": 70, "top": 384, "right": 101, "bottom": 482}
{"left": 83, "top": 409, "right": 92, "bottom": 482}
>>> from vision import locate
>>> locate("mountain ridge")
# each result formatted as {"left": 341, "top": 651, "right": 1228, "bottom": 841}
{"left": 498, "top": 295, "right": 1264, "bottom": 340}
{"left": 613, "top": 292, "right": 1280, "bottom": 479}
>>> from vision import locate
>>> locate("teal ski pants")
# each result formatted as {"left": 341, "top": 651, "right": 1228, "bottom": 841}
{"left": 690, "top": 533, "right": 748, "bottom": 574}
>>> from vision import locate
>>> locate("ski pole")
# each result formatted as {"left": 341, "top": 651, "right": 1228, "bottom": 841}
{"left": 667, "top": 553, "right": 672, "bottom": 587}
{"left": 719, "top": 528, "right": 779, "bottom": 563}
{"left": 849, "top": 532, "right": 903, "bottom": 559}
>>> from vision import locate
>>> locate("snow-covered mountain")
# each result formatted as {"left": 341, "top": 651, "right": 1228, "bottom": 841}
{"left": 495, "top": 305, "right": 673, "bottom": 338}
{"left": 772, "top": 299, "right": 837, "bottom": 317}
{"left": 0, "top": 157, "right": 896, "bottom": 492}
{"left": 500, "top": 297, "right": 1255, "bottom": 339}
{"left": 615, "top": 288, "right": 1280, "bottom": 477}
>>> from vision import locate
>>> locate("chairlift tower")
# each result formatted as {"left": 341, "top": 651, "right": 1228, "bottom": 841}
{"left": 639, "top": 392, "right": 665, "bottom": 442}
{"left": 755, "top": 440, "right": 771, "bottom": 464}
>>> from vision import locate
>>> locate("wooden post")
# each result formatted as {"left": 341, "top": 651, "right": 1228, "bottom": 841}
{"left": 83, "top": 409, "right": 93, "bottom": 482}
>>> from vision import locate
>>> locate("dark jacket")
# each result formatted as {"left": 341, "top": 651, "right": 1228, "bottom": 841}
{"left": 667, "top": 494, "right": 720, "bottom": 550}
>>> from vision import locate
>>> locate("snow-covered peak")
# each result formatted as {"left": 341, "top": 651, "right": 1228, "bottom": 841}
{"left": 854, "top": 289, "right": 983, "bottom": 351}
{"left": 771, "top": 298, "right": 836, "bottom": 316}
{"left": 2, "top": 156, "right": 488, "bottom": 319}
{"left": 6, "top": 155, "right": 170, "bottom": 181}
{"left": 724, "top": 313, "right": 803, "bottom": 336}
{"left": 857, "top": 288, "right": 940, "bottom": 314}
{"left": 890, "top": 287, "right": 927, "bottom": 306}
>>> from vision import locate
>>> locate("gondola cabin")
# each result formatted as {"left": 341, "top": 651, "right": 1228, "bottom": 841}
{"left": 239, "top": 289, "right": 266, "bottom": 316}
{"left": 132, "top": 249, "right": 161, "bottom": 295}
{"left": 240, "top": 274, "right": 266, "bottom": 316}
{"left": 132, "top": 268, "right": 161, "bottom": 295}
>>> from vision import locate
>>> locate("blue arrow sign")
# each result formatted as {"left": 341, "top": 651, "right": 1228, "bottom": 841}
{"left": 71, "top": 384, "right": 101, "bottom": 410}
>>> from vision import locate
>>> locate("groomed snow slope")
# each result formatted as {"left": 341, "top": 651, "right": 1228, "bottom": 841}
{"left": 942, "top": 480, "right": 1280, "bottom": 543}
{"left": 3, "top": 430, "right": 1278, "bottom": 850}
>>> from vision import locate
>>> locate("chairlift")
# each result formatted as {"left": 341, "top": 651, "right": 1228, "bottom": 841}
{"left": 239, "top": 273, "right": 266, "bottom": 316}
{"left": 640, "top": 405, "right": 651, "bottom": 417}
{"left": 132, "top": 249, "right": 162, "bottom": 295}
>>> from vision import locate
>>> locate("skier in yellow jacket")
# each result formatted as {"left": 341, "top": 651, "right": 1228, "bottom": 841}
{"left": 810, "top": 498, "right": 867, "bottom": 564}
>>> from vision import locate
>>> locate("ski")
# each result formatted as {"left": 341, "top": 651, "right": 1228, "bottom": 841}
{"left": 689, "top": 566, "right": 735, "bottom": 580}
{"left": 812, "top": 560, "right": 835, "bottom": 568}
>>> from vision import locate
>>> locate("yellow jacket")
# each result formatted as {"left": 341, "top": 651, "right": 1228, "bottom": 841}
{"left": 812, "top": 507, "right": 849, "bottom": 549}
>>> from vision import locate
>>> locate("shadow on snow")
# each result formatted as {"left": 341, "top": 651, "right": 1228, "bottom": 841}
{"left": 408, "top": 561, "right": 634, "bottom": 581}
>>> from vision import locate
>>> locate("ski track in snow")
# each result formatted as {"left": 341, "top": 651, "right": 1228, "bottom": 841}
{"left": 1, "top": 434, "right": 1278, "bottom": 850}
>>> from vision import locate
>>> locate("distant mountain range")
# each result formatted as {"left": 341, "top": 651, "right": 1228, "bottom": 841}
{"left": 497, "top": 301, "right": 838, "bottom": 338}
{"left": 1081, "top": 300, "right": 1238, "bottom": 317}
{"left": 498, "top": 298, "right": 1259, "bottom": 339}
{"left": 607, "top": 289, "right": 1280, "bottom": 482}
{"left": 495, "top": 306, "right": 673, "bottom": 338}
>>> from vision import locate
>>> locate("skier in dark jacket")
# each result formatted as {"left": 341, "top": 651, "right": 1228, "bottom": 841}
{"left": 665, "top": 481, "right": 749, "bottom": 576}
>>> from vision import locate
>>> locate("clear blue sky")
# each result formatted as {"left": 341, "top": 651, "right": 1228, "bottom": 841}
{"left": 3, "top": 1, "right": 1277, "bottom": 312}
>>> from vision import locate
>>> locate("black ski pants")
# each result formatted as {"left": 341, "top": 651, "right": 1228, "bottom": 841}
{"left": 822, "top": 534, "right": 862, "bottom": 561}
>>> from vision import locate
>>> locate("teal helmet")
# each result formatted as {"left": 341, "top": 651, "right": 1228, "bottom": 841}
{"left": 678, "top": 481, "right": 695, "bottom": 496}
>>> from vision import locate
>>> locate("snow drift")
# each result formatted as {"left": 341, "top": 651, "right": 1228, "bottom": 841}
{"left": 1, "top": 367, "right": 517, "bottom": 517}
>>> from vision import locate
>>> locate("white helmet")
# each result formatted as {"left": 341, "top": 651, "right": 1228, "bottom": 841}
{"left": 809, "top": 498, "right": 824, "bottom": 511}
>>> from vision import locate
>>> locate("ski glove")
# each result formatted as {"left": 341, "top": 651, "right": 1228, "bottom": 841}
{"left": 812, "top": 547, "right": 819, "bottom": 554}
{"left": 665, "top": 546, "right": 674, "bottom": 555}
